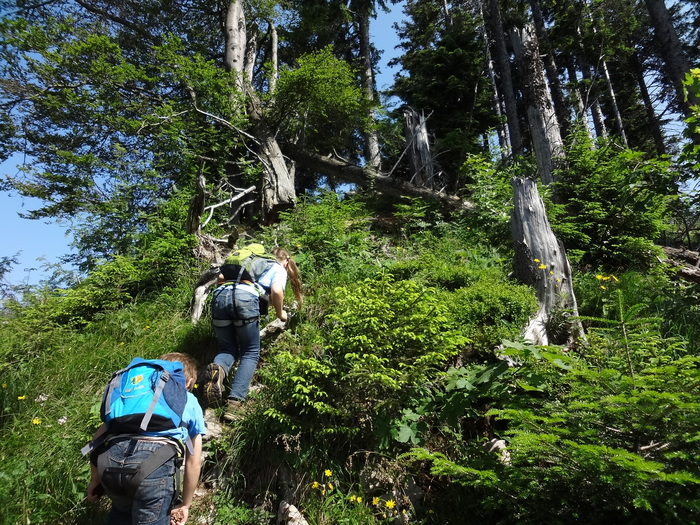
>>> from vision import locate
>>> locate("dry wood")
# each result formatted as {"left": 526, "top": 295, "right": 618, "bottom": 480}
{"left": 511, "top": 178, "right": 584, "bottom": 346}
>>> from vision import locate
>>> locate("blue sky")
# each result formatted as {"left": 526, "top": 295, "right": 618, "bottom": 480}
{"left": 0, "top": 3, "right": 405, "bottom": 286}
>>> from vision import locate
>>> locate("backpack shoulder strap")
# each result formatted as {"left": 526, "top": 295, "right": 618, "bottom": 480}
{"left": 139, "top": 369, "right": 170, "bottom": 432}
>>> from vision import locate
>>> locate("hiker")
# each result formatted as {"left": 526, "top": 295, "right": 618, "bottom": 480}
{"left": 204, "top": 246, "right": 302, "bottom": 421}
{"left": 86, "top": 352, "right": 206, "bottom": 525}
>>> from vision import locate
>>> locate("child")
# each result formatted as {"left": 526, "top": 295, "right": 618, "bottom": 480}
{"left": 86, "top": 352, "right": 206, "bottom": 525}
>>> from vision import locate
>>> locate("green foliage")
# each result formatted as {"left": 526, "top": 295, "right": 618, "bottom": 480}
{"left": 575, "top": 270, "right": 698, "bottom": 354}
{"left": 460, "top": 153, "right": 517, "bottom": 248}
{"left": 1, "top": 192, "right": 699, "bottom": 524}
{"left": 276, "top": 192, "right": 377, "bottom": 282}
{"left": 274, "top": 46, "right": 372, "bottom": 155}
{"left": 389, "top": 0, "right": 498, "bottom": 178}
{"left": 260, "top": 275, "right": 467, "bottom": 452}
{"left": 448, "top": 279, "right": 539, "bottom": 353}
{"left": 682, "top": 69, "right": 700, "bottom": 166}
{"left": 550, "top": 133, "right": 674, "bottom": 269}
{"left": 484, "top": 355, "right": 700, "bottom": 523}
{"left": 387, "top": 236, "right": 509, "bottom": 291}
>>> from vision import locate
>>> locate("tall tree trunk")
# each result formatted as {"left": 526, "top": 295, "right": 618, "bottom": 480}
{"left": 268, "top": 19, "right": 278, "bottom": 94}
{"left": 224, "top": 0, "right": 246, "bottom": 91}
{"left": 644, "top": 0, "right": 700, "bottom": 121}
{"left": 574, "top": 21, "right": 608, "bottom": 140}
{"left": 529, "top": 0, "right": 571, "bottom": 139}
{"left": 600, "top": 57, "right": 628, "bottom": 146}
{"left": 578, "top": 55, "right": 608, "bottom": 139}
{"left": 487, "top": 0, "right": 523, "bottom": 157}
{"left": 566, "top": 60, "right": 594, "bottom": 140}
{"left": 358, "top": 7, "right": 381, "bottom": 170}
{"left": 511, "top": 24, "right": 565, "bottom": 185}
{"left": 479, "top": 0, "right": 509, "bottom": 156}
{"left": 223, "top": 0, "right": 295, "bottom": 223}
{"left": 630, "top": 52, "right": 666, "bottom": 155}
{"left": 511, "top": 178, "right": 584, "bottom": 347}
{"left": 585, "top": 11, "right": 628, "bottom": 147}
{"left": 404, "top": 108, "right": 434, "bottom": 189}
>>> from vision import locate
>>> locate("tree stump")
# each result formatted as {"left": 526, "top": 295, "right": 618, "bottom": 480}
{"left": 511, "top": 178, "right": 584, "bottom": 346}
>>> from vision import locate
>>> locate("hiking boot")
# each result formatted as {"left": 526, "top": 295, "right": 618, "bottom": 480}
{"left": 203, "top": 363, "right": 226, "bottom": 408}
{"left": 222, "top": 398, "right": 245, "bottom": 423}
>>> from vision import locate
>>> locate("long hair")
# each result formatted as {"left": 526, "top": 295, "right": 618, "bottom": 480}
{"left": 272, "top": 247, "right": 303, "bottom": 306}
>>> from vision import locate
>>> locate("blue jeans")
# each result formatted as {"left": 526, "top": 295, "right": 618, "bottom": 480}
{"left": 102, "top": 440, "right": 176, "bottom": 525}
{"left": 211, "top": 285, "right": 261, "bottom": 401}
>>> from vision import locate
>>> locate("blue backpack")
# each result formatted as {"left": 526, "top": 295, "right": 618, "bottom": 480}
{"left": 81, "top": 358, "right": 190, "bottom": 458}
{"left": 82, "top": 358, "right": 193, "bottom": 502}
{"left": 100, "top": 358, "right": 188, "bottom": 436}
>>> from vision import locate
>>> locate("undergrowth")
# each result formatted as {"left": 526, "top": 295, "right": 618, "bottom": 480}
{"left": 0, "top": 195, "right": 698, "bottom": 524}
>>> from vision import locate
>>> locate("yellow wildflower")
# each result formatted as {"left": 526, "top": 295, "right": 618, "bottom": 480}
{"left": 324, "top": 469, "right": 332, "bottom": 477}
{"left": 611, "top": 275, "right": 619, "bottom": 282}
{"left": 600, "top": 285, "right": 607, "bottom": 290}
{"left": 538, "top": 264, "right": 546, "bottom": 270}
{"left": 533, "top": 258, "right": 540, "bottom": 263}
{"left": 372, "top": 497, "right": 380, "bottom": 506}
{"left": 596, "top": 274, "right": 603, "bottom": 280}
{"left": 549, "top": 270, "right": 554, "bottom": 275}
{"left": 349, "top": 495, "right": 357, "bottom": 502}
{"left": 328, "top": 482, "right": 334, "bottom": 490}
{"left": 32, "top": 418, "right": 41, "bottom": 425}
{"left": 312, "top": 481, "right": 320, "bottom": 489}
{"left": 17, "top": 395, "right": 26, "bottom": 400}
{"left": 385, "top": 500, "right": 396, "bottom": 510}
{"left": 356, "top": 497, "right": 362, "bottom": 503}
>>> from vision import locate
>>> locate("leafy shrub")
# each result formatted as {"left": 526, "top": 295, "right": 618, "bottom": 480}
{"left": 388, "top": 237, "right": 509, "bottom": 292}
{"left": 550, "top": 133, "right": 673, "bottom": 269}
{"left": 277, "top": 192, "right": 376, "bottom": 280}
{"left": 260, "top": 275, "right": 468, "bottom": 452}
{"left": 447, "top": 276, "right": 538, "bottom": 353}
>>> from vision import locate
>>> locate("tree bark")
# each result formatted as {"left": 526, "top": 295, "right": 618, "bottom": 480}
{"left": 511, "top": 24, "right": 565, "bottom": 185}
{"left": 644, "top": 0, "right": 700, "bottom": 121}
{"left": 630, "top": 52, "right": 666, "bottom": 156}
{"left": 281, "top": 142, "right": 470, "bottom": 211}
{"left": 479, "top": 0, "right": 509, "bottom": 156}
{"left": 529, "top": 0, "right": 571, "bottom": 140}
{"left": 566, "top": 60, "right": 594, "bottom": 140}
{"left": 224, "top": 0, "right": 246, "bottom": 91}
{"left": 575, "top": 22, "right": 608, "bottom": 140}
{"left": 404, "top": 108, "right": 435, "bottom": 189}
{"left": 487, "top": 0, "right": 523, "bottom": 157}
{"left": 511, "top": 178, "right": 584, "bottom": 346}
{"left": 223, "top": 0, "right": 295, "bottom": 223}
{"left": 358, "top": 6, "right": 381, "bottom": 170}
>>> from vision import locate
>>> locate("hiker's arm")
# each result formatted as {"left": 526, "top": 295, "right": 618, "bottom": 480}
{"left": 86, "top": 424, "right": 107, "bottom": 501}
{"left": 270, "top": 281, "right": 287, "bottom": 322}
{"left": 87, "top": 463, "right": 103, "bottom": 502}
{"left": 170, "top": 434, "right": 202, "bottom": 525}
